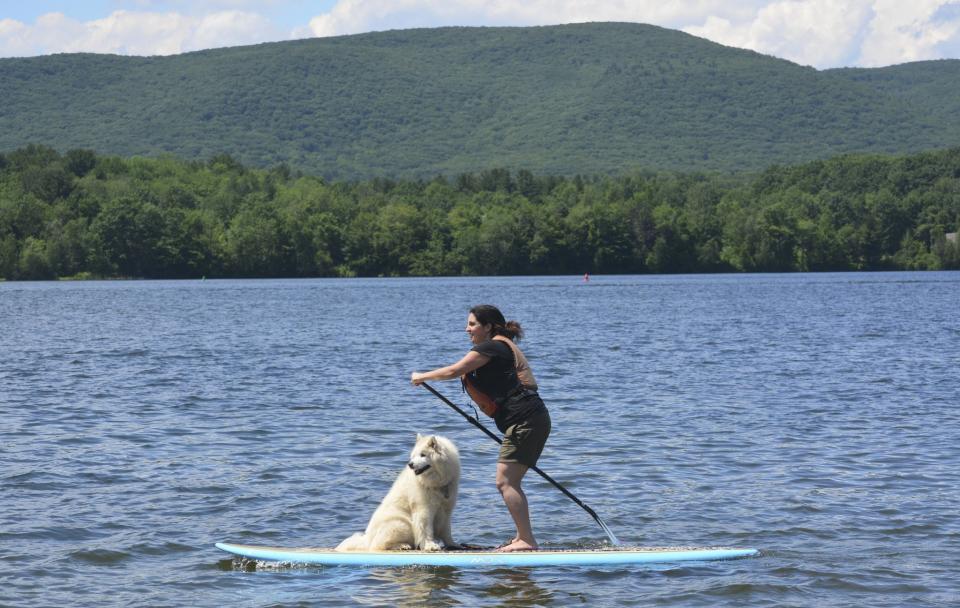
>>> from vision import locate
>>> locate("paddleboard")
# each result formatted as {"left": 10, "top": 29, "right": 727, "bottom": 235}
{"left": 215, "top": 542, "right": 759, "bottom": 567}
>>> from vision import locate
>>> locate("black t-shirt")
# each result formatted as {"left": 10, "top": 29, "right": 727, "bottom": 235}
{"left": 468, "top": 340, "right": 518, "bottom": 400}
{"left": 469, "top": 339, "right": 546, "bottom": 432}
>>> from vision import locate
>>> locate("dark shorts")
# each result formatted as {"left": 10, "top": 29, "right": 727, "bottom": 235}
{"left": 498, "top": 408, "right": 551, "bottom": 467}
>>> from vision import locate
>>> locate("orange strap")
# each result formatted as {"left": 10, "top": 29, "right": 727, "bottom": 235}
{"left": 462, "top": 374, "right": 499, "bottom": 417}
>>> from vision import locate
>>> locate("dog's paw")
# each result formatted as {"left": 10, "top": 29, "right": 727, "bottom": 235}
{"left": 421, "top": 540, "right": 443, "bottom": 552}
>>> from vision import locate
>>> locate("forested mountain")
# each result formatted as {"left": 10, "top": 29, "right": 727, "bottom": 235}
{"left": 2, "top": 23, "right": 960, "bottom": 179}
{"left": 1, "top": 144, "right": 958, "bottom": 280}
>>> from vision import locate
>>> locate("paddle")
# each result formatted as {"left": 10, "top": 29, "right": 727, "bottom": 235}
{"left": 419, "top": 382, "right": 621, "bottom": 546}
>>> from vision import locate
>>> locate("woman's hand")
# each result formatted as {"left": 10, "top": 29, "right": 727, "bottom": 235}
{"left": 411, "top": 372, "right": 426, "bottom": 385}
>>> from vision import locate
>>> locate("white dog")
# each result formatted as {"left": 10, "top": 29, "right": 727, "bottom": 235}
{"left": 336, "top": 434, "right": 460, "bottom": 552}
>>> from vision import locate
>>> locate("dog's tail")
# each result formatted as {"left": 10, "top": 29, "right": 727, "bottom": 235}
{"left": 334, "top": 532, "right": 367, "bottom": 552}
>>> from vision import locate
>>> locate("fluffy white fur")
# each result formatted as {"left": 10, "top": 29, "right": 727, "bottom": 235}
{"left": 336, "top": 434, "right": 460, "bottom": 552}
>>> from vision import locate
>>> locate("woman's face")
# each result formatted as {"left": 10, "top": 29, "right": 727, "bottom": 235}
{"left": 466, "top": 313, "right": 492, "bottom": 344}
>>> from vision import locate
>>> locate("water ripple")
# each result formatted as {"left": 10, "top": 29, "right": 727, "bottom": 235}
{"left": 1, "top": 274, "right": 958, "bottom": 607}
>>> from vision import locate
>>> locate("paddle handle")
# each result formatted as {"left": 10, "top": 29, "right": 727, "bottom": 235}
{"left": 419, "top": 382, "right": 620, "bottom": 546}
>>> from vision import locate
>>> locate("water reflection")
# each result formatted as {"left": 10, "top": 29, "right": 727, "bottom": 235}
{"left": 480, "top": 568, "right": 556, "bottom": 606}
{"left": 359, "top": 566, "right": 556, "bottom": 606}
{"left": 360, "top": 567, "right": 462, "bottom": 607}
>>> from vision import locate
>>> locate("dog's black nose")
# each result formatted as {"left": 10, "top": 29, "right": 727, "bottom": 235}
{"left": 407, "top": 462, "right": 414, "bottom": 469}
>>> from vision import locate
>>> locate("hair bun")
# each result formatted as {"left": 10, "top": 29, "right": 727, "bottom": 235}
{"left": 505, "top": 320, "right": 524, "bottom": 341}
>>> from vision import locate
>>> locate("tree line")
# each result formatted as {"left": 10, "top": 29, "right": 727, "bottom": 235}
{"left": 1, "top": 144, "right": 958, "bottom": 280}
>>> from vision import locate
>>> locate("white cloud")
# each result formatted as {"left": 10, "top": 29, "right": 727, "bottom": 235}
{"left": 189, "top": 10, "right": 280, "bottom": 50}
{"left": 0, "top": 19, "right": 30, "bottom": 57}
{"left": 684, "top": 0, "right": 873, "bottom": 67}
{"left": 858, "top": 0, "right": 960, "bottom": 66}
{"left": 0, "top": 9, "right": 279, "bottom": 57}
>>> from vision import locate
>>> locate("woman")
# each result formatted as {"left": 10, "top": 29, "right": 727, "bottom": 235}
{"left": 411, "top": 304, "right": 551, "bottom": 552}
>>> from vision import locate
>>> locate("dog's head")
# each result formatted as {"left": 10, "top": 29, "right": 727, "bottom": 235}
{"left": 407, "top": 434, "right": 460, "bottom": 484}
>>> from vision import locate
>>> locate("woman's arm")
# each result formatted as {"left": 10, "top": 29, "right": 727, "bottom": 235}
{"left": 411, "top": 351, "right": 490, "bottom": 385}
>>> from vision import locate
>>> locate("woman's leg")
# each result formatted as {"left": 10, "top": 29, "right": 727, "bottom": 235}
{"left": 495, "top": 461, "right": 537, "bottom": 551}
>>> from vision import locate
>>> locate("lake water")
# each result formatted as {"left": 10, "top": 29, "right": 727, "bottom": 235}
{"left": 2, "top": 273, "right": 958, "bottom": 607}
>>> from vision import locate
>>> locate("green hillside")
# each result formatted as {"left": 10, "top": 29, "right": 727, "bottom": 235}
{"left": 2, "top": 23, "right": 960, "bottom": 179}
{"left": 827, "top": 60, "right": 960, "bottom": 129}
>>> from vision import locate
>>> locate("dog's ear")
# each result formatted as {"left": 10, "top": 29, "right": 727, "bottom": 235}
{"left": 428, "top": 436, "right": 438, "bottom": 450}
{"left": 417, "top": 433, "right": 424, "bottom": 441}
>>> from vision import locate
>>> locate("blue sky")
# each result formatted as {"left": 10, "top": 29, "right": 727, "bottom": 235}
{"left": 1, "top": 1, "right": 338, "bottom": 29}
{"left": 3, "top": 1, "right": 960, "bottom": 68}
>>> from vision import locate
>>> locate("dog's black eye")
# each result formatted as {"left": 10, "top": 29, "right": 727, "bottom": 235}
{"left": 420, "top": 452, "right": 426, "bottom": 457}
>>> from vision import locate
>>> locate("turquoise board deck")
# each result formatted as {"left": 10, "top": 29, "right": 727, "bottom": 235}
{"left": 215, "top": 542, "right": 760, "bottom": 567}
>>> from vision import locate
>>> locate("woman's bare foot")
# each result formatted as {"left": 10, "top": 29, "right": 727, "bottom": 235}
{"left": 496, "top": 537, "right": 519, "bottom": 549}
{"left": 495, "top": 539, "right": 537, "bottom": 552}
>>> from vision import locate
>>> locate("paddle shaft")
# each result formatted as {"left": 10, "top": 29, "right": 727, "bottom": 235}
{"left": 420, "top": 382, "right": 620, "bottom": 546}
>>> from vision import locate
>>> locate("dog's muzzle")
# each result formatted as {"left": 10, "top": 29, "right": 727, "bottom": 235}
{"left": 409, "top": 461, "right": 431, "bottom": 476}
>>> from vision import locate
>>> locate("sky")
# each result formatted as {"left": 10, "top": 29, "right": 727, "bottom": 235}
{"left": 2, "top": 1, "right": 960, "bottom": 68}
